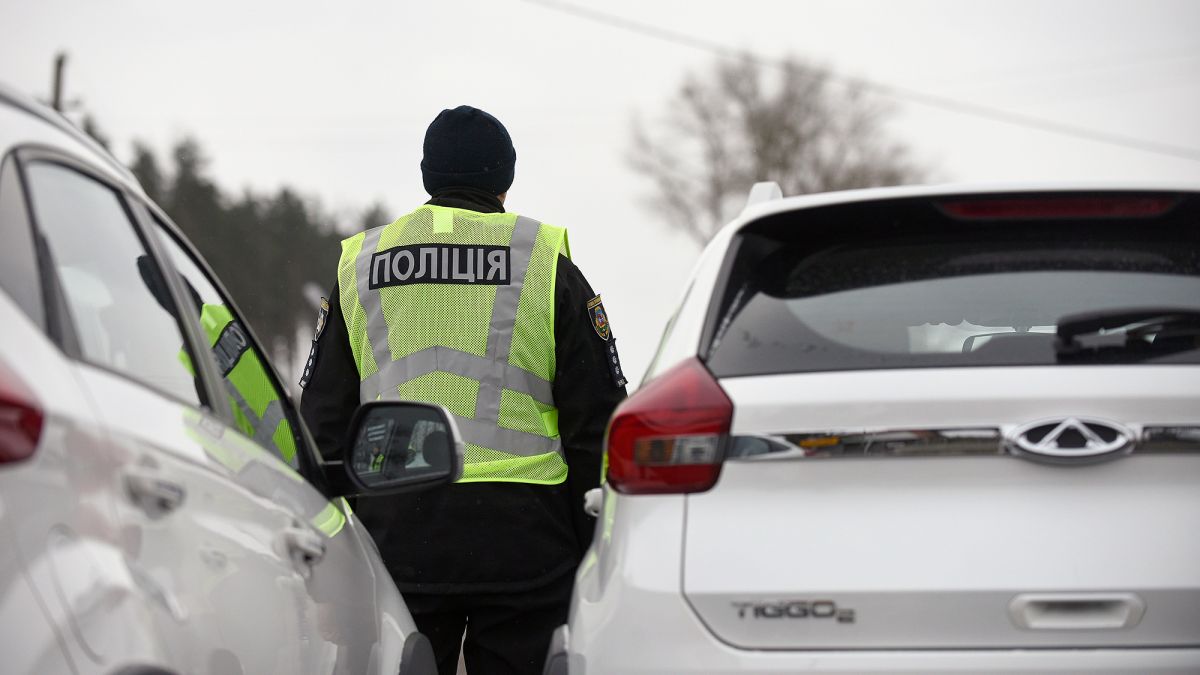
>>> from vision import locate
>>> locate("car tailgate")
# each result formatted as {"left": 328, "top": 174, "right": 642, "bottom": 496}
{"left": 681, "top": 367, "right": 1200, "bottom": 650}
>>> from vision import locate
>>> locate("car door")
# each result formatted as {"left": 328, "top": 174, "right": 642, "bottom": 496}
{"left": 19, "top": 152, "right": 316, "bottom": 674}
{"left": 144, "top": 212, "right": 398, "bottom": 674}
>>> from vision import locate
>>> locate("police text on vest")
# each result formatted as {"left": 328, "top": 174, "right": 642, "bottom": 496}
{"left": 369, "top": 244, "right": 511, "bottom": 289}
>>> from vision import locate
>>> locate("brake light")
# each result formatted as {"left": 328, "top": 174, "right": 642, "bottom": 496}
{"left": 0, "top": 361, "right": 43, "bottom": 464}
{"left": 938, "top": 195, "right": 1178, "bottom": 220}
{"left": 606, "top": 357, "right": 732, "bottom": 494}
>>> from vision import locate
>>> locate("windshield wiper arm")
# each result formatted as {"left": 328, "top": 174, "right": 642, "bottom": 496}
{"left": 1056, "top": 307, "right": 1200, "bottom": 359}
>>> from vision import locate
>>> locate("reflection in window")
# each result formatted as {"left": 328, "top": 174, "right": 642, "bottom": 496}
{"left": 24, "top": 162, "right": 201, "bottom": 405}
{"left": 150, "top": 220, "right": 299, "bottom": 468}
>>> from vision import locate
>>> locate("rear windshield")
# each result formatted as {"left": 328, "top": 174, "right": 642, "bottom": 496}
{"left": 705, "top": 195, "right": 1200, "bottom": 377}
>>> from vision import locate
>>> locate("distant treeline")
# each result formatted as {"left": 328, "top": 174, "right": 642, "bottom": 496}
{"left": 127, "top": 138, "right": 389, "bottom": 382}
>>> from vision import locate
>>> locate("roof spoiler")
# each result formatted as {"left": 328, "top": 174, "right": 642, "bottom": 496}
{"left": 742, "top": 181, "right": 782, "bottom": 213}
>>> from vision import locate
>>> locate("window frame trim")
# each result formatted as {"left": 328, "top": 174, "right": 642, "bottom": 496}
{"left": 10, "top": 147, "right": 81, "bottom": 355}
{"left": 0, "top": 151, "right": 47, "bottom": 331}
{"left": 13, "top": 144, "right": 226, "bottom": 412}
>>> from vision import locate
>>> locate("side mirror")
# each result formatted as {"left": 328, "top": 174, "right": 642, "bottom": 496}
{"left": 343, "top": 402, "right": 464, "bottom": 495}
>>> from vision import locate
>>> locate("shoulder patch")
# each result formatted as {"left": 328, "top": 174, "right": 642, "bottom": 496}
{"left": 314, "top": 297, "right": 330, "bottom": 340}
{"left": 586, "top": 295, "right": 611, "bottom": 341}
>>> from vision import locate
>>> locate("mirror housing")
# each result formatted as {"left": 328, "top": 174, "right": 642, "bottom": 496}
{"left": 341, "top": 401, "right": 464, "bottom": 496}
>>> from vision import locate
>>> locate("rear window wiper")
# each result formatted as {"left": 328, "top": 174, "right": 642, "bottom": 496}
{"left": 1055, "top": 307, "right": 1200, "bottom": 361}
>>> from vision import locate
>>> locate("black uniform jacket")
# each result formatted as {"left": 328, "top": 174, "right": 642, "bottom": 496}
{"left": 300, "top": 188, "right": 627, "bottom": 594}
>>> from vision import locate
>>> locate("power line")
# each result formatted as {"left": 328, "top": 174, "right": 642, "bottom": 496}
{"left": 949, "top": 50, "right": 1200, "bottom": 90}
{"left": 518, "top": 0, "right": 1200, "bottom": 163}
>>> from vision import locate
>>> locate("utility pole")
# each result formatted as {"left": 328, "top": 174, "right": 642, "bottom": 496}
{"left": 51, "top": 52, "right": 67, "bottom": 112}
{"left": 46, "top": 52, "right": 107, "bottom": 149}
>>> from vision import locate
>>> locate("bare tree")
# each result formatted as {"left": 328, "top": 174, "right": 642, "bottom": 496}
{"left": 631, "top": 55, "right": 926, "bottom": 244}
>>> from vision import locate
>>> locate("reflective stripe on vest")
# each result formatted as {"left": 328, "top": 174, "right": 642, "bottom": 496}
{"left": 343, "top": 210, "right": 566, "bottom": 473}
{"left": 224, "top": 380, "right": 288, "bottom": 450}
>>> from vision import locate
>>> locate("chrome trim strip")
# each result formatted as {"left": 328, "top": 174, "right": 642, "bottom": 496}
{"left": 726, "top": 425, "right": 1200, "bottom": 461}
{"left": 1140, "top": 426, "right": 1200, "bottom": 453}
{"left": 727, "top": 428, "right": 1003, "bottom": 460}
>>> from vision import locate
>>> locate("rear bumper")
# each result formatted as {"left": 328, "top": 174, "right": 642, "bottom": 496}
{"left": 564, "top": 489, "right": 1200, "bottom": 673}
{"left": 562, "top": 618, "right": 1200, "bottom": 674}
{"left": 565, "top": 586, "right": 1200, "bottom": 672}
{"left": 565, "top": 576, "right": 1200, "bottom": 673}
{"left": 567, "top": 647, "right": 1200, "bottom": 674}
{"left": 564, "top": 486, "right": 1200, "bottom": 673}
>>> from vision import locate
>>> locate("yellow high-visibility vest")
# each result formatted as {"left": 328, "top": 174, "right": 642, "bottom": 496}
{"left": 338, "top": 205, "right": 568, "bottom": 484}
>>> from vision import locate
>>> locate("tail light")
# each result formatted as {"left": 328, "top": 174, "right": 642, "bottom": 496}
{"left": 937, "top": 195, "right": 1178, "bottom": 220}
{"left": 606, "top": 357, "right": 732, "bottom": 494}
{"left": 0, "top": 360, "right": 43, "bottom": 464}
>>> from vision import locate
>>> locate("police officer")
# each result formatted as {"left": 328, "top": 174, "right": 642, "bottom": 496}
{"left": 300, "top": 105, "right": 626, "bottom": 675}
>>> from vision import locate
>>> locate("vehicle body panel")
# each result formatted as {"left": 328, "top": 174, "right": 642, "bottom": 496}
{"left": 75, "top": 362, "right": 314, "bottom": 673}
{"left": 0, "top": 291, "right": 173, "bottom": 673}
{"left": 683, "top": 367, "right": 1200, "bottom": 650}
{"left": 722, "top": 366, "right": 1200, "bottom": 431}
{"left": 685, "top": 457, "right": 1200, "bottom": 649}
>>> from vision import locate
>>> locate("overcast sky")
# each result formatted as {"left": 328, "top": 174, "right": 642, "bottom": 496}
{"left": 3, "top": 0, "right": 1199, "bottom": 384}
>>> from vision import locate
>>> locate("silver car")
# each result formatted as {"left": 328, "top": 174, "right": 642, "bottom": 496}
{"left": 0, "top": 83, "right": 456, "bottom": 674}
{"left": 549, "top": 182, "right": 1200, "bottom": 673}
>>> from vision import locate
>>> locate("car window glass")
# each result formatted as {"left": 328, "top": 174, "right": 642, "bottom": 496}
{"left": 709, "top": 232, "right": 1200, "bottom": 376}
{"left": 149, "top": 218, "right": 300, "bottom": 468}
{"left": 23, "top": 161, "right": 202, "bottom": 405}
{"left": 0, "top": 155, "right": 44, "bottom": 328}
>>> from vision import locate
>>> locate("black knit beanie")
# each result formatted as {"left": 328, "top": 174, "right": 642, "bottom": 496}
{"left": 420, "top": 105, "right": 516, "bottom": 196}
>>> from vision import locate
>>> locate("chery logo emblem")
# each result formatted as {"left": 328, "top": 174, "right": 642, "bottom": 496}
{"left": 1007, "top": 417, "right": 1135, "bottom": 464}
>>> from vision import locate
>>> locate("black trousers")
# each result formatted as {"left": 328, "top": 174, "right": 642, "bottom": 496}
{"left": 403, "top": 571, "right": 574, "bottom": 675}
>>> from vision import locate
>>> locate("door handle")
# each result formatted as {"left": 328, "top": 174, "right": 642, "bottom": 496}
{"left": 123, "top": 466, "right": 186, "bottom": 518}
{"left": 281, "top": 526, "right": 326, "bottom": 576}
{"left": 1009, "top": 593, "right": 1146, "bottom": 630}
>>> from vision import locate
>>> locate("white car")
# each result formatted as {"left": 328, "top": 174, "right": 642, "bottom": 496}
{"left": 547, "top": 182, "right": 1200, "bottom": 673}
{"left": 0, "top": 82, "right": 458, "bottom": 675}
